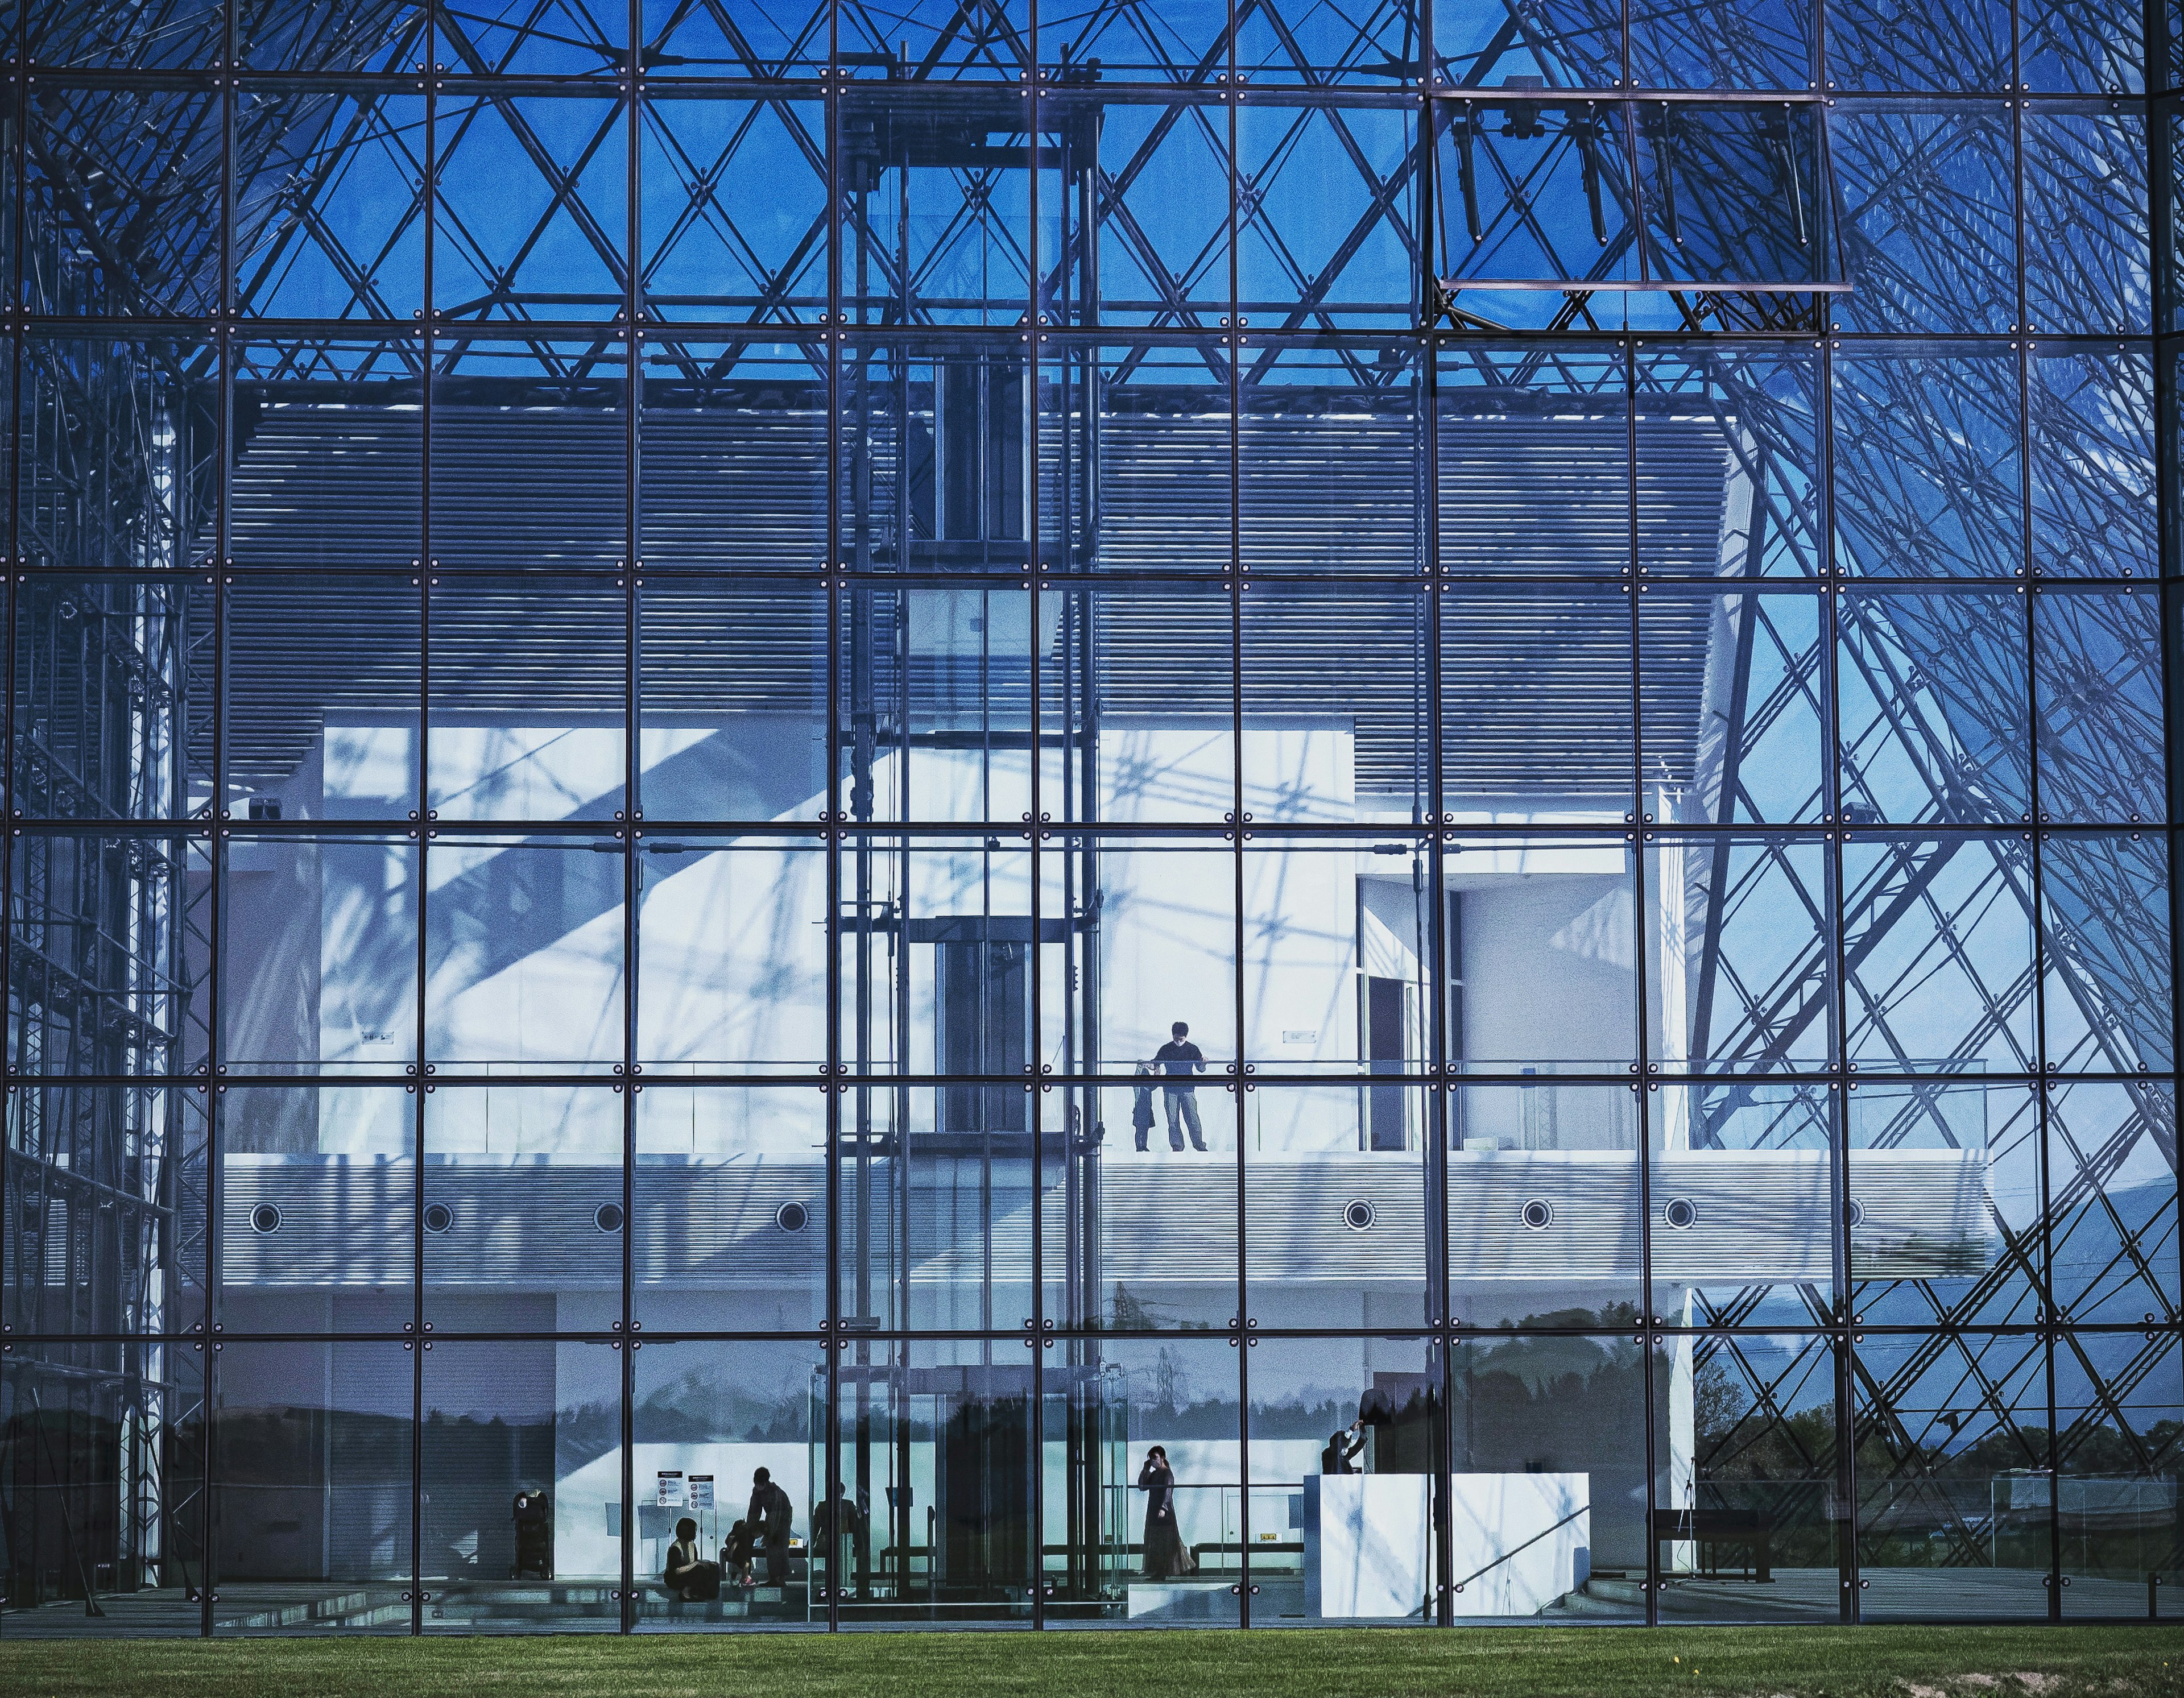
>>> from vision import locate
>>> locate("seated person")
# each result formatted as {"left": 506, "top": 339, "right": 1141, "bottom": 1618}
{"left": 719, "top": 1518, "right": 756, "bottom": 1589}
{"left": 663, "top": 1515, "right": 721, "bottom": 1601}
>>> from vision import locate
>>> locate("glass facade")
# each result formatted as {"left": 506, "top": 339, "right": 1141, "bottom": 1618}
{"left": 0, "top": 0, "right": 2177, "bottom": 1639}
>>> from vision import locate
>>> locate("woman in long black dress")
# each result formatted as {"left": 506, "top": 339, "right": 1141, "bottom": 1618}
{"left": 1138, "top": 1446, "right": 1197, "bottom": 1578}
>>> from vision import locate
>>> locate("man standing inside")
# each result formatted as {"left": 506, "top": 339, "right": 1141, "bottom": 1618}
{"left": 745, "top": 1465, "right": 795, "bottom": 1586}
{"left": 1154, "top": 1020, "right": 1208, "bottom": 1152}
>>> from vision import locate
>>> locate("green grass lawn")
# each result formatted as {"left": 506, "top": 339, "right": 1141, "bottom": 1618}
{"left": 3, "top": 1626, "right": 2184, "bottom": 1698}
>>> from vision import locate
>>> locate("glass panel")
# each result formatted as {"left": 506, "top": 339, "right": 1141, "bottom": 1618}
{"left": 637, "top": 346, "right": 828, "bottom": 572}
{"left": 636, "top": 581, "right": 826, "bottom": 823}
{"left": 0, "top": 1346, "right": 206, "bottom": 1633}
{"left": 236, "top": 90, "right": 429, "bottom": 320}
{"left": 631, "top": 1337, "right": 824, "bottom": 1629}
{"left": 1635, "top": 104, "right": 1827, "bottom": 288}
{"left": 27, "top": 0, "right": 224, "bottom": 67}
{"left": 425, "top": 839, "right": 627, "bottom": 1072}
{"left": 19, "top": 336, "right": 219, "bottom": 572}
{"left": 1438, "top": 344, "right": 1628, "bottom": 576}
{"left": 1652, "top": 1082, "right": 1837, "bottom": 1328}
{"left": 1852, "top": 1329, "right": 2052, "bottom": 1619}
{"left": 1072, "top": 96, "right": 1232, "bottom": 326}
{"left": 1826, "top": 0, "right": 2011, "bottom": 92}
{"left": 1832, "top": 350, "right": 2024, "bottom": 575}
{"left": 2033, "top": 589, "right": 2164, "bottom": 823}
{"left": 1246, "top": 1084, "right": 1432, "bottom": 1329}
{"left": 435, "top": 98, "right": 628, "bottom": 303}
{"left": 1826, "top": 107, "right": 2015, "bottom": 332}
{"left": 227, "top": 576, "right": 421, "bottom": 823}
{"left": 220, "top": 1085, "right": 415, "bottom": 1335}
{"left": 4, "top": 1084, "right": 211, "bottom": 1336}
{"left": 1036, "top": 341, "right": 1232, "bottom": 571}
{"left": 1847, "top": 1080, "right": 2040, "bottom": 1328}
{"left": 837, "top": 0, "right": 1029, "bottom": 80}
{"left": 223, "top": 836, "right": 420, "bottom": 1076}
{"left": 638, "top": 0, "right": 829, "bottom": 77}
{"left": 1441, "top": 585, "right": 1634, "bottom": 826}
{"left": 2022, "top": 0, "right": 2146, "bottom": 92}
{"left": 1242, "top": 589, "right": 1426, "bottom": 823}
{"left": 835, "top": 1339, "right": 1035, "bottom": 1627}
{"left": 1236, "top": 341, "right": 1421, "bottom": 575}
{"left": 1450, "top": 1084, "right": 1642, "bottom": 1331}
{"left": 1837, "top": 590, "right": 2031, "bottom": 823}
{"left": 230, "top": 345, "right": 424, "bottom": 571}
{"left": 1628, "top": 0, "right": 1813, "bottom": 89}
{"left": 640, "top": 96, "right": 825, "bottom": 324}
{"left": 428, "top": 339, "right": 628, "bottom": 569}
{"left": 837, "top": 1084, "right": 1036, "bottom": 1333}
{"left": 1037, "top": 585, "right": 1235, "bottom": 823}
{"left": 26, "top": 90, "right": 221, "bottom": 315}
{"left": 834, "top": 586, "right": 1034, "bottom": 823}
{"left": 1433, "top": 0, "right": 1616, "bottom": 88}
{"left": 10, "top": 834, "right": 213, "bottom": 1077}
{"left": 1235, "top": 103, "right": 1414, "bottom": 328}
{"left": 1235, "top": 0, "right": 1416, "bottom": 84}
{"left": 1647, "top": 834, "right": 1831, "bottom": 1073}
{"left": 419, "top": 1340, "right": 624, "bottom": 1631}
{"left": 836, "top": 92, "right": 1031, "bottom": 325}
{"left": 2056, "top": 1339, "right": 2181, "bottom": 1616}
{"left": 1654, "top": 1332, "right": 1838, "bottom": 1622}
{"left": 239, "top": 0, "right": 431, "bottom": 71}
{"left": 2029, "top": 350, "right": 2157, "bottom": 580}
{"left": 1432, "top": 103, "right": 1639, "bottom": 297}
{"left": 636, "top": 836, "right": 826, "bottom": 1074}
{"left": 1446, "top": 835, "right": 1639, "bottom": 1074}
{"left": 422, "top": 1088, "right": 624, "bottom": 1331}
{"left": 1840, "top": 835, "right": 2037, "bottom": 1075}
{"left": 1450, "top": 1332, "right": 1645, "bottom": 1620}
{"left": 1643, "top": 592, "right": 1825, "bottom": 824}
{"left": 1242, "top": 835, "right": 1431, "bottom": 1074}
{"left": 427, "top": 578, "right": 627, "bottom": 822}
{"left": 1039, "top": 0, "right": 1224, "bottom": 85}
{"left": 1636, "top": 345, "right": 1821, "bottom": 578}
{"left": 437, "top": 0, "right": 625, "bottom": 76}
{"left": 1043, "top": 1336, "right": 1242, "bottom": 1625}
{"left": 2046, "top": 1081, "right": 2178, "bottom": 1327}
{"left": 634, "top": 1088, "right": 824, "bottom": 1332}
{"left": 836, "top": 344, "right": 1032, "bottom": 574}
{"left": 14, "top": 578, "right": 214, "bottom": 821}
{"left": 1246, "top": 1336, "right": 1437, "bottom": 1624}
{"left": 2040, "top": 832, "right": 2174, "bottom": 1075}
{"left": 211, "top": 1340, "right": 415, "bottom": 1634}
{"left": 2024, "top": 110, "right": 2152, "bottom": 336}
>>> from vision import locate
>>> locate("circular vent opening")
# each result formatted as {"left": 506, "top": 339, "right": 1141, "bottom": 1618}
{"left": 423, "top": 1202, "right": 454, "bottom": 1235}
{"left": 1344, "top": 1200, "right": 1375, "bottom": 1232}
{"left": 1520, "top": 1199, "right": 1553, "bottom": 1231}
{"left": 776, "top": 1200, "right": 810, "bottom": 1233}
{"left": 595, "top": 1202, "right": 626, "bottom": 1233}
{"left": 1663, "top": 1197, "right": 1697, "bottom": 1230}
{"left": 250, "top": 1203, "right": 282, "bottom": 1235}
{"left": 1847, "top": 1199, "right": 1864, "bottom": 1228}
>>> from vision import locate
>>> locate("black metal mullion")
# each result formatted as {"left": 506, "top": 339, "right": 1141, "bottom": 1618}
{"left": 619, "top": 3, "right": 640, "bottom": 1630}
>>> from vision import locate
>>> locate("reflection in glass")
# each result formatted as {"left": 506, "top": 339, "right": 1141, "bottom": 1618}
{"left": 635, "top": 1088, "right": 825, "bottom": 1333}
{"left": 1249, "top": 1336, "right": 1437, "bottom": 1624}
{"left": 220, "top": 1086, "right": 415, "bottom": 1336}
{"left": 420, "top": 1340, "right": 623, "bottom": 1631}
{"left": 631, "top": 1339, "right": 822, "bottom": 1630}
{"left": 1450, "top": 1084, "right": 1641, "bottom": 1331}
{"left": 1451, "top": 1333, "right": 1645, "bottom": 1620}
{"left": 425, "top": 838, "right": 626, "bottom": 1071}
{"left": 1653, "top": 1333, "right": 1837, "bottom": 1622}
{"left": 213, "top": 1340, "right": 414, "bottom": 1633}
{"left": 1854, "top": 1330, "right": 2051, "bottom": 1620}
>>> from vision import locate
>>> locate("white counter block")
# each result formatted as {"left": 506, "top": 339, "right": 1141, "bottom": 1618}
{"left": 1447, "top": 1472, "right": 1589, "bottom": 1617}
{"left": 1301, "top": 1475, "right": 1432, "bottom": 1620}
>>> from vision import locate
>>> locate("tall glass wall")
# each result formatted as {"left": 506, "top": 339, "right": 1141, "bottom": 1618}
{"left": 0, "top": 0, "right": 2177, "bottom": 1637}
